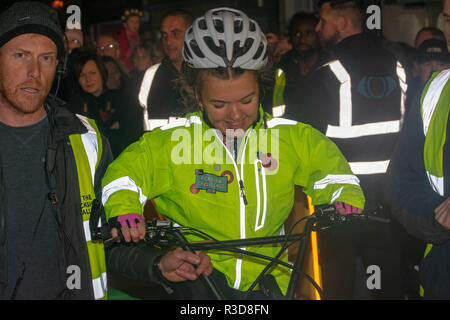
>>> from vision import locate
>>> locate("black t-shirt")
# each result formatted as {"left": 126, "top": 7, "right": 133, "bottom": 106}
{"left": 0, "top": 116, "right": 64, "bottom": 299}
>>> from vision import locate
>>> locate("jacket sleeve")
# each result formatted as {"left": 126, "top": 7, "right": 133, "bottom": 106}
{"left": 292, "top": 124, "right": 365, "bottom": 209}
{"left": 385, "top": 100, "right": 449, "bottom": 244}
{"left": 101, "top": 131, "right": 171, "bottom": 220}
{"left": 105, "top": 242, "right": 170, "bottom": 286}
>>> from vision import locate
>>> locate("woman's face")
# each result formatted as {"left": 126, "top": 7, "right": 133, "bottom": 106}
{"left": 125, "top": 16, "right": 140, "bottom": 33}
{"left": 133, "top": 48, "right": 152, "bottom": 71}
{"left": 104, "top": 60, "right": 122, "bottom": 90}
{"left": 199, "top": 70, "right": 260, "bottom": 137}
{"left": 79, "top": 60, "right": 104, "bottom": 97}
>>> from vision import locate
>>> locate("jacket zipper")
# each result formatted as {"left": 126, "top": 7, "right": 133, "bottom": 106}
{"left": 214, "top": 128, "right": 253, "bottom": 289}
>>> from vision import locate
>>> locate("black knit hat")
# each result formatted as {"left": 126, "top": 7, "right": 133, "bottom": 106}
{"left": 0, "top": 1, "right": 65, "bottom": 59}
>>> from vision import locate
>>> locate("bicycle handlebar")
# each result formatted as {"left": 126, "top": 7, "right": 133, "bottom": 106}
{"left": 90, "top": 202, "right": 390, "bottom": 300}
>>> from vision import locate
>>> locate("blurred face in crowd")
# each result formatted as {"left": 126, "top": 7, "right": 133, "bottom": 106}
{"left": 415, "top": 29, "right": 434, "bottom": 48}
{"left": 65, "top": 29, "right": 84, "bottom": 54}
{"left": 97, "top": 35, "right": 121, "bottom": 60}
{"left": 443, "top": 0, "right": 450, "bottom": 45}
{"left": 79, "top": 60, "right": 104, "bottom": 97}
{"left": 132, "top": 47, "right": 152, "bottom": 71}
{"left": 161, "top": 15, "right": 189, "bottom": 67}
{"left": 266, "top": 33, "right": 279, "bottom": 47}
{"left": 124, "top": 15, "right": 140, "bottom": 33}
{"left": 103, "top": 60, "right": 122, "bottom": 90}
{"left": 316, "top": 3, "right": 340, "bottom": 50}
{"left": 418, "top": 60, "right": 450, "bottom": 84}
{"left": 199, "top": 70, "right": 259, "bottom": 137}
{"left": 0, "top": 34, "right": 58, "bottom": 126}
{"left": 291, "top": 19, "right": 320, "bottom": 57}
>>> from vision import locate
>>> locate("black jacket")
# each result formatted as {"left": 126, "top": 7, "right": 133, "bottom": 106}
{"left": 278, "top": 50, "right": 327, "bottom": 121}
{"left": 0, "top": 99, "right": 113, "bottom": 299}
{"left": 68, "top": 89, "right": 142, "bottom": 158}
{"left": 146, "top": 57, "right": 186, "bottom": 119}
{"left": 293, "top": 33, "right": 403, "bottom": 211}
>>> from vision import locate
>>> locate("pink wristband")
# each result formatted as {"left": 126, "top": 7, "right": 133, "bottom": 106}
{"left": 335, "top": 201, "right": 359, "bottom": 214}
{"left": 117, "top": 213, "right": 145, "bottom": 228}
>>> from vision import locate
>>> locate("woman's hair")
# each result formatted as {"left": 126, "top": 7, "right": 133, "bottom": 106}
{"left": 177, "top": 64, "right": 273, "bottom": 113}
{"left": 73, "top": 50, "right": 108, "bottom": 89}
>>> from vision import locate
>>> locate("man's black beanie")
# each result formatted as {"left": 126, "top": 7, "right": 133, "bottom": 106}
{"left": 0, "top": 1, "right": 65, "bottom": 59}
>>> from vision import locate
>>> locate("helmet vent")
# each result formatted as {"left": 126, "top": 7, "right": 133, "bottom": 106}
{"left": 190, "top": 39, "right": 205, "bottom": 58}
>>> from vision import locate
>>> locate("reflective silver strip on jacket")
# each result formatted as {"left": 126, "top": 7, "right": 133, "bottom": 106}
{"left": 325, "top": 60, "right": 407, "bottom": 175}
{"left": 420, "top": 70, "right": 450, "bottom": 196}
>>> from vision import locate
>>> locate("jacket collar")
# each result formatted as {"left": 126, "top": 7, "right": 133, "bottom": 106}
{"left": 45, "top": 98, "right": 87, "bottom": 141}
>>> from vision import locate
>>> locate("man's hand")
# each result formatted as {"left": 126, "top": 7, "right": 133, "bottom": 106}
{"left": 158, "top": 248, "right": 213, "bottom": 282}
{"left": 335, "top": 201, "right": 363, "bottom": 215}
{"left": 111, "top": 213, "right": 146, "bottom": 243}
{"left": 435, "top": 197, "right": 450, "bottom": 230}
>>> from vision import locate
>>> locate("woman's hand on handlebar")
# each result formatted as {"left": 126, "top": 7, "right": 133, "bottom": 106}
{"left": 110, "top": 213, "right": 146, "bottom": 243}
{"left": 334, "top": 201, "right": 362, "bottom": 215}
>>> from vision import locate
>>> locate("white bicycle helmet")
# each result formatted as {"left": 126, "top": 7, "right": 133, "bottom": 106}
{"left": 183, "top": 7, "right": 268, "bottom": 70}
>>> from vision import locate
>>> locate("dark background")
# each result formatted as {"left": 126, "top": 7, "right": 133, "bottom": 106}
{"left": 0, "top": 0, "right": 283, "bottom": 41}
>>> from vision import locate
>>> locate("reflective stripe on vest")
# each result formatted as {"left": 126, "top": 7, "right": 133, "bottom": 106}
{"left": 420, "top": 69, "right": 450, "bottom": 196}
{"left": 138, "top": 63, "right": 162, "bottom": 131}
{"left": 272, "top": 68, "right": 286, "bottom": 117}
{"left": 418, "top": 69, "right": 450, "bottom": 297}
{"left": 69, "top": 115, "right": 107, "bottom": 300}
{"left": 325, "top": 60, "right": 406, "bottom": 175}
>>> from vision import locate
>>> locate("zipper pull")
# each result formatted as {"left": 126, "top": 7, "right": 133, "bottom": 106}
{"left": 239, "top": 180, "right": 248, "bottom": 205}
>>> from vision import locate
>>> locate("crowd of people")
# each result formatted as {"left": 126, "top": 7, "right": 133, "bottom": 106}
{"left": 0, "top": 0, "right": 449, "bottom": 301}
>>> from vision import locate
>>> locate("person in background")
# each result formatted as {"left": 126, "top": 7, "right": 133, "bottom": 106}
{"left": 297, "top": 0, "right": 411, "bottom": 299}
{"left": 265, "top": 31, "right": 281, "bottom": 69}
{"left": 101, "top": 55, "right": 130, "bottom": 91}
{"left": 385, "top": 0, "right": 450, "bottom": 300}
{"left": 409, "top": 27, "right": 447, "bottom": 83}
{"left": 416, "top": 39, "right": 450, "bottom": 85}
{"left": 117, "top": 8, "right": 143, "bottom": 71}
{"left": 138, "top": 9, "right": 193, "bottom": 131}
{"left": 96, "top": 34, "right": 130, "bottom": 78}
{"left": 69, "top": 52, "right": 133, "bottom": 157}
{"left": 386, "top": 68, "right": 450, "bottom": 299}
{"left": 129, "top": 45, "right": 153, "bottom": 94}
{"left": 132, "top": 45, "right": 153, "bottom": 75}
{"left": 65, "top": 27, "right": 84, "bottom": 54}
{"left": 406, "top": 39, "right": 450, "bottom": 114}
{"left": 273, "top": 12, "right": 324, "bottom": 120}
{"left": 414, "top": 27, "right": 446, "bottom": 49}
{"left": 51, "top": 27, "right": 86, "bottom": 102}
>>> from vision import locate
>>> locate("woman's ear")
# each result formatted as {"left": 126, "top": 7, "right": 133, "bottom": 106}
{"left": 195, "top": 91, "right": 204, "bottom": 110}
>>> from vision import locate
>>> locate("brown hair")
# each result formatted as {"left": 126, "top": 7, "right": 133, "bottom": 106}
{"left": 329, "top": 0, "right": 365, "bottom": 30}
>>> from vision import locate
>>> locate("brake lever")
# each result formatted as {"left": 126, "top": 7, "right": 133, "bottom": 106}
{"left": 312, "top": 205, "right": 391, "bottom": 231}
